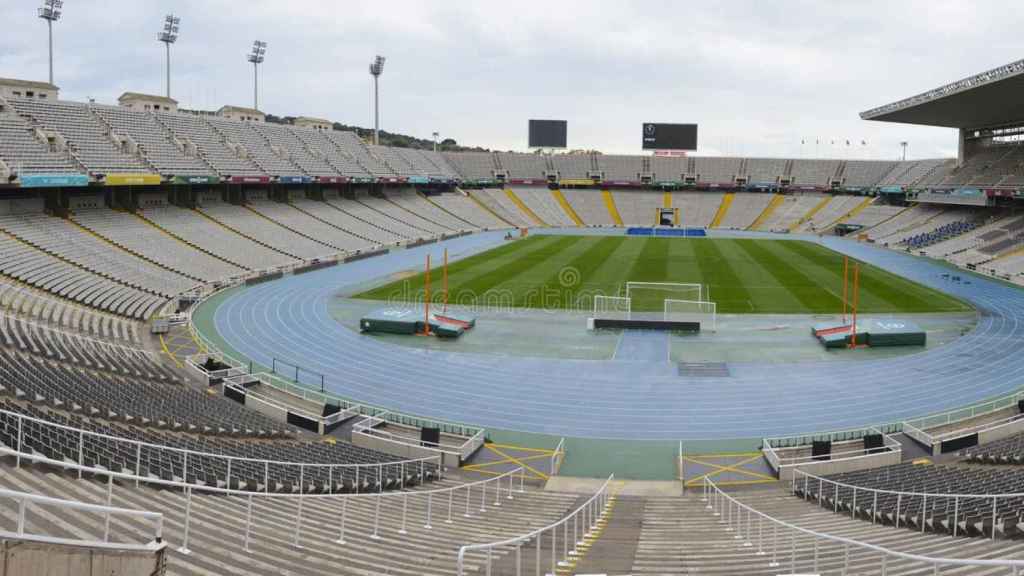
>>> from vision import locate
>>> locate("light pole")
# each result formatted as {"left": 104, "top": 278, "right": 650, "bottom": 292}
{"left": 432, "top": 131, "right": 439, "bottom": 152}
{"left": 248, "top": 41, "right": 267, "bottom": 111}
{"left": 38, "top": 0, "right": 63, "bottom": 85}
{"left": 369, "top": 55, "right": 386, "bottom": 145}
{"left": 900, "top": 141, "right": 908, "bottom": 161}
{"left": 157, "top": 14, "right": 180, "bottom": 99}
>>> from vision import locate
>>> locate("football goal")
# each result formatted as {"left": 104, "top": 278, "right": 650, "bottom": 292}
{"left": 625, "top": 282, "right": 706, "bottom": 312}
{"left": 664, "top": 299, "right": 717, "bottom": 332}
{"left": 593, "top": 295, "right": 632, "bottom": 320}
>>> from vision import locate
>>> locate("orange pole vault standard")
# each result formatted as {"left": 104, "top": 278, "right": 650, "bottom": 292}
{"left": 842, "top": 256, "right": 849, "bottom": 325}
{"left": 423, "top": 254, "right": 432, "bottom": 336}
{"left": 849, "top": 264, "right": 860, "bottom": 349}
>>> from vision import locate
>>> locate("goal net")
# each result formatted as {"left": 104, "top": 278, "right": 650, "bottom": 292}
{"left": 593, "top": 295, "right": 631, "bottom": 320}
{"left": 625, "top": 282, "right": 705, "bottom": 313}
{"left": 664, "top": 299, "right": 717, "bottom": 332}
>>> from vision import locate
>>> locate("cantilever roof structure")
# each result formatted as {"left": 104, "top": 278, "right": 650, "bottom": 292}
{"left": 861, "top": 58, "right": 1024, "bottom": 129}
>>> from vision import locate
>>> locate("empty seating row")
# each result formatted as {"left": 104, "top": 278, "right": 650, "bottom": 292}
{"left": 0, "top": 213, "right": 193, "bottom": 297}
{"left": 0, "top": 279, "right": 140, "bottom": 345}
{"left": 0, "top": 234, "right": 164, "bottom": 320}
{"left": 799, "top": 463, "right": 1024, "bottom": 538}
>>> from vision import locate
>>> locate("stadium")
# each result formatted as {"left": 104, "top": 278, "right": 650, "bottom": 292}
{"left": 6, "top": 2, "right": 1024, "bottom": 575}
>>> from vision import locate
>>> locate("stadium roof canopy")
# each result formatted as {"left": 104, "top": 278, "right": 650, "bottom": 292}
{"left": 861, "top": 58, "right": 1024, "bottom": 129}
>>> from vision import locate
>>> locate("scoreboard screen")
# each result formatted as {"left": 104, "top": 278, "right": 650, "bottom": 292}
{"left": 529, "top": 119, "right": 568, "bottom": 149}
{"left": 642, "top": 123, "right": 698, "bottom": 151}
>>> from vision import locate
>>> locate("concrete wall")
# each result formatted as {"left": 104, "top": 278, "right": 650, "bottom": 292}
{"left": 353, "top": 432, "right": 458, "bottom": 469}
{"left": 0, "top": 540, "right": 166, "bottom": 576}
{"left": 780, "top": 449, "right": 901, "bottom": 481}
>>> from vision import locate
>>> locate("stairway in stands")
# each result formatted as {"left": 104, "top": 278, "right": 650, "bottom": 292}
{"left": 622, "top": 487, "right": 1024, "bottom": 575}
{"left": 0, "top": 464, "right": 579, "bottom": 576}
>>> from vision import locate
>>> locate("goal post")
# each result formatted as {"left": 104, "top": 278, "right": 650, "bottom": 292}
{"left": 593, "top": 295, "right": 631, "bottom": 320}
{"left": 664, "top": 299, "right": 717, "bottom": 332}
{"left": 625, "top": 282, "right": 704, "bottom": 311}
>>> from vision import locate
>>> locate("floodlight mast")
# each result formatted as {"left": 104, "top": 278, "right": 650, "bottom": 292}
{"left": 432, "top": 131, "right": 439, "bottom": 152}
{"left": 247, "top": 41, "right": 267, "bottom": 111}
{"left": 157, "top": 14, "right": 180, "bottom": 99}
{"left": 369, "top": 55, "right": 386, "bottom": 145}
{"left": 38, "top": 0, "right": 63, "bottom": 85}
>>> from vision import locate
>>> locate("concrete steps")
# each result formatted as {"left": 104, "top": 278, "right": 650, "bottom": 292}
{"left": 0, "top": 461, "right": 579, "bottom": 576}
{"left": 632, "top": 488, "right": 1024, "bottom": 575}
{"left": 568, "top": 495, "right": 643, "bottom": 575}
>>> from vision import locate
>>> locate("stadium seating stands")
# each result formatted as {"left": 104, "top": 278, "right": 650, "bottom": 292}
{"left": 90, "top": 104, "right": 213, "bottom": 177}
{"left": 156, "top": 111, "right": 265, "bottom": 178}
{"left": 246, "top": 197, "right": 372, "bottom": 253}
{"left": 790, "top": 159, "right": 840, "bottom": 187}
{"left": 516, "top": 187, "right": 577, "bottom": 226}
{"left": 563, "top": 188, "right": 614, "bottom": 226}
{"left": 798, "top": 463, "right": 1024, "bottom": 538}
{"left": 208, "top": 117, "right": 306, "bottom": 178}
{"left": 0, "top": 109, "right": 83, "bottom": 175}
{"left": 426, "top": 191, "right": 508, "bottom": 229}
{"left": 694, "top": 157, "right": 740, "bottom": 184}
{"left": 497, "top": 152, "right": 549, "bottom": 180}
{"left": 196, "top": 200, "right": 338, "bottom": 260}
{"left": 716, "top": 192, "right": 774, "bottom": 229}
{"left": 9, "top": 99, "right": 151, "bottom": 175}
{"left": 72, "top": 207, "right": 244, "bottom": 282}
{"left": 612, "top": 190, "right": 663, "bottom": 227}
{"left": 756, "top": 194, "right": 826, "bottom": 232}
{"left": 672, "top": 191, "right": 724, "bottom": 228}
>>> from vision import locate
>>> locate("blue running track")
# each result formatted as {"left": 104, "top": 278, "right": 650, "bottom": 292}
{"left": 209, "top": 231, "right": 1024, "bottom": 441}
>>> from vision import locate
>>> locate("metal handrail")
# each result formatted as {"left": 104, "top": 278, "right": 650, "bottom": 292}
{"left": 456, "top": 474, "right": 614, "bottom": 576}
{"left": 6, "top": 446, "right": 525, "bottom": 555}
{"left": 2, "top": 408, "right": 441, "bottom": 484}
{"left": 704, "top": 477, "right": 1024, "bottom": 572}
{"left": 792, "top": 468, "right": 1024, "bottom": 541}
{"left": 550, "top": 437, "right": 566, "bottom": 476}
{"left": 902, "top": 386, "right": 1024, "bottom": 434}
{"left": 792, "top": 467, "right": 1024, "bottom": 501}
{"left": 904, "top": 411, "right": 1024, "bottom": 446}
{"left": 0, "top": 487, "right": 164, "bottom": 551}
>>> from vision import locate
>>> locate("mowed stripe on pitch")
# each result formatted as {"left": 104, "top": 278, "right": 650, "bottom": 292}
{"left": 354, "top": 236, "right": 972, "bottom": 315}
{"left": 734, "top": 239, "right": 838, "bottom": 313}
{"left": 777, "top": 240, "right": 968, "bottom": 312}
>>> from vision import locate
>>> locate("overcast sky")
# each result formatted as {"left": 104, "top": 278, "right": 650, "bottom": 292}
{"left": 1, "top": 0, "right": 1018, "bottom": 159}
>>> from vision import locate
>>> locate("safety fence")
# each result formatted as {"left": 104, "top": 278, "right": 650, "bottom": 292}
{"left": 456, "top": 474, "right": 614, "bottom": 576}
{"left": 2, "top": 407, "right": 442, "bottom": 495}
{"left": 704, "top": 477, "right": 1024, "bottom": 574}
{"left": 0, "top": 487, "right": 164, "bottom": 551}
{"left": 6, "top": 444, "right": 524, "bottom": 556}
{"left": 792, "top": 468, "right": 1024, "bottom": 541}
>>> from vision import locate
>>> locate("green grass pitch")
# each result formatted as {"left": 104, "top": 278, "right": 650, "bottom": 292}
{"left": 353, "top": 236, "right": 972, "bottom": 314}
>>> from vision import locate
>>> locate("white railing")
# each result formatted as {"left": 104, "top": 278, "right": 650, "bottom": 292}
{"left": 792, "top": 468, "right": 1024, "bottom": 541}
{"left": 6, "top": 445, "right": 524, "bottom": 556}
{"left": 456, "top": 475, "right": 614, "bottom": 576}
{"left": 905, "top": 412, "right": 1024, "bottom": 452}
{"left": 0, "top": 487, "right": 165, "bottom": 552}
{"left": 351, "top": 410, "right": 486, "bottom": 464}
{"left": 762, "top": 427, "right": 902, "bottom": 480}
{"left": 2, "top": 407, "right": 441, "bottom": 494}
{"left": 221, "top": 372, "right": 362, "bottom": 432}
{"left": 550, "top": 437, "right": 566, "bottom": 476}
{"left": 704, "top": 477, "right": 1024, "bottom": 574}
{"left": 902, "top": 386, "right": 1024, "bottom": 437}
